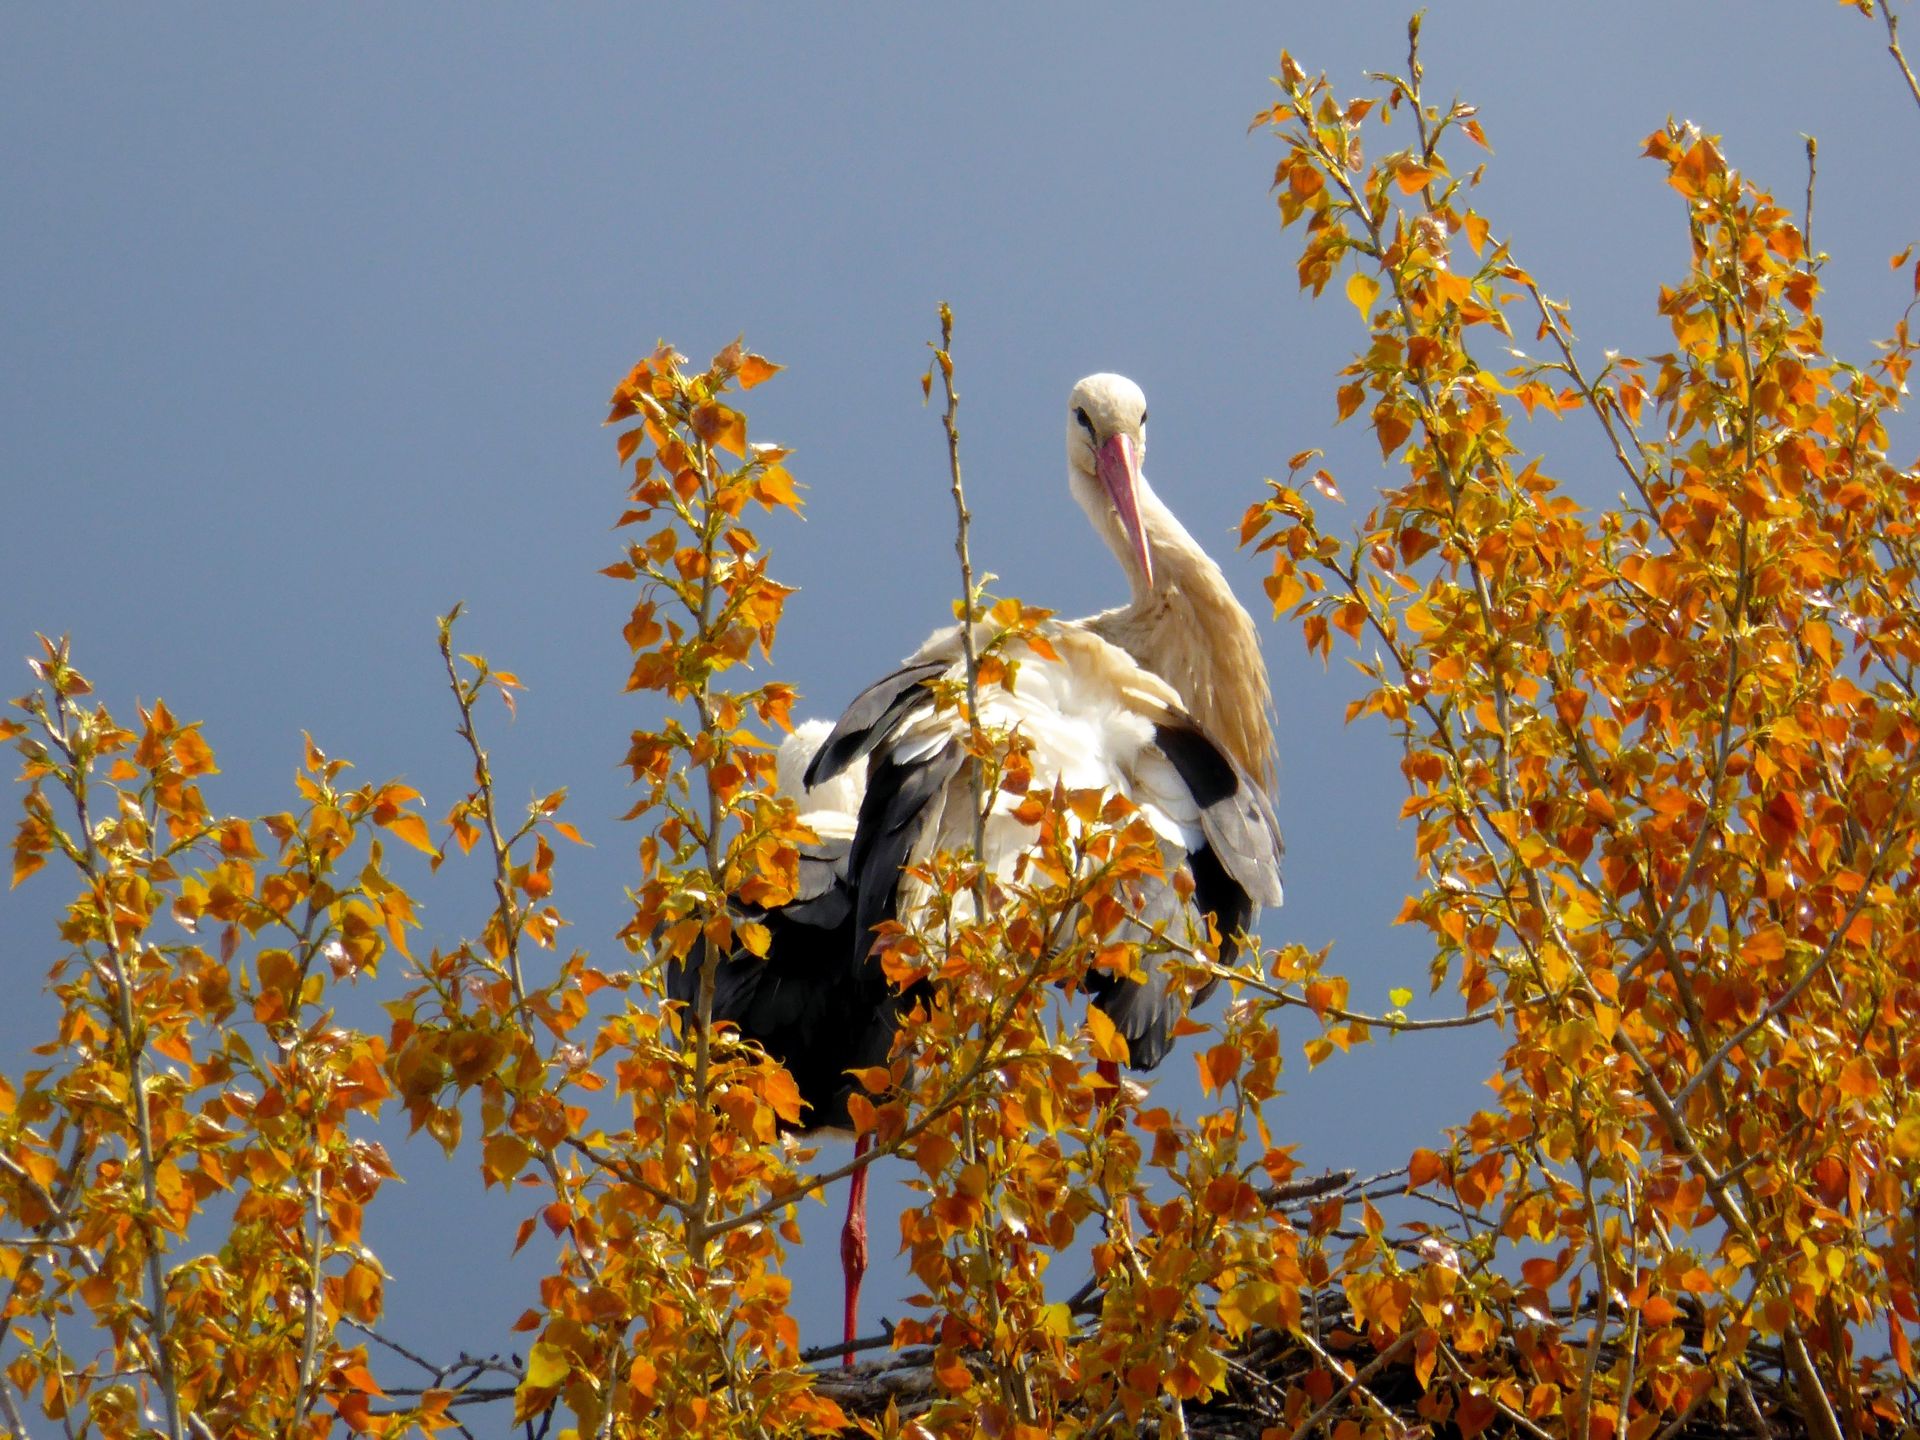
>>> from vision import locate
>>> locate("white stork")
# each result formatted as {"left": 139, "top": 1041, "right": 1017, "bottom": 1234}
{"left": 669, "top": 374, "right": 1282, "bottom": 1361}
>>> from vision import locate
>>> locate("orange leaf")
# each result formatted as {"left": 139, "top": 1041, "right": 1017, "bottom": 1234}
{"left": 384, "top": 812, "right": 437, "bottom": 857}
{"left": 1641, "top": 1295, "right": 1679, "bottom": 1326}
{"left": 1838, "top": 1056, "right": 1880, "bottom": 1100}
{"left": 1374, "top": 403, "right": 1412, "bottom": 458}
{"left": 172, "top": 728, "right": 219, "bottom": 778}
{"left": 1395, "top": 161, "right": 1439, "bottom": 193}
{"left": 1086, "top": 1006, "right": 1130, "bottom": 1064}
{"left": 738, "top": 354, "right": 782, "bottom": 389}
{"left": 1197, "top": 1042, "right": 1241, "bottom": 1095}
{"left": 1407, "top": 1148, "right": 1447, "bottom": 1188}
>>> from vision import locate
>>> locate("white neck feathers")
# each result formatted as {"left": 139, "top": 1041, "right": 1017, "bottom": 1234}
{"left": 1086, "top": 482, "right": 1276, "bottom": 793}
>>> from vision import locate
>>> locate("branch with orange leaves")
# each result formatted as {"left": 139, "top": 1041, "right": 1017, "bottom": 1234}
{"left": 691, "top": 874, "right": 1082, "bottom": 1248}
{"left": 1196, "top": 953, "right": 1517, "bottom": 1034}
{"left": 434, "top": 607, "right": 625, "bottom": 1431}
{"left": 12, "top": 645, "right": 188, "bottom": 1440}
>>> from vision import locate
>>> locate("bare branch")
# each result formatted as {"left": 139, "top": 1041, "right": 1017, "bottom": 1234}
{"left": 929, "top": 301, "right": 990, "bottom": 910}
{"left": 1286, "top": 1329, "right": 1413, "bottom": 1440}
{"left": 1885, "top": 2, "right": 1920, "bottom": 115}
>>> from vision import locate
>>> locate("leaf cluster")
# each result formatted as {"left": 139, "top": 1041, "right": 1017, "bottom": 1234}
{"left": 1244, "top": 19, "right": 1920, "bottom": 1437}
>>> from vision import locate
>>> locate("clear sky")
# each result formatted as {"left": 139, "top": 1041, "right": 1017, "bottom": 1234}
{"left": 4, "top": 1, "right": 1917, "bottom": 1386}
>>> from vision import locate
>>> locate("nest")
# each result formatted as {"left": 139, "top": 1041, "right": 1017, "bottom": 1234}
{"left": 807, "top": 1288, "right": 1861, "bottom": 1439}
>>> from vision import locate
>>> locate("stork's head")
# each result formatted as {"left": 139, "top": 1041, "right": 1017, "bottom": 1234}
{"left": 1066, "top": 373, "right": 1153, "bottom": 588}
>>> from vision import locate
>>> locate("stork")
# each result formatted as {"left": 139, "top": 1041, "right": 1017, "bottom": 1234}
{"left": 667, "top": 374, "right": 1282, "bottom": 1362}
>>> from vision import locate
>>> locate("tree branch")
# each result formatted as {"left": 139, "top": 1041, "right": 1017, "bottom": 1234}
{"left": 1884, "top": 1, "right": 1920, "bottom": 115}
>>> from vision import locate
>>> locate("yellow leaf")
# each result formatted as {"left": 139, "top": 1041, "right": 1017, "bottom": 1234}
{"left": 385, "top": 812, "right": 437, "bottom": 857}
{"left": 1891, "top": 1110, "right": 1920, "bottom": 1160}
{"left": 1086, "top": 1005, "right": 1129, "bottom": 1064}
{"left": 484, "top": 1133, "right": 530, "bottom": 1183}
{"left": 523, "top": 1340, "right": 570, "bottom": 1390}
{"left": 1373, "top": 403, "right": 1412, "bottom": 457}
{"left": 1346, "top": 271, "right": 1381, "bottom": 321}
{"left": 693, "top": 402, "right": 748, "bottom": 458}
{"left": 1264, "top": 571, "right": 1305, "bottom": 616}
{"left": 627, "top": 1355, "right": 658, "bottom": 1399}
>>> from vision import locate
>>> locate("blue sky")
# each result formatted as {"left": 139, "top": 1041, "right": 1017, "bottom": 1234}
{"left": 3, "top": 1, "right": 1917, "bottom": 1386}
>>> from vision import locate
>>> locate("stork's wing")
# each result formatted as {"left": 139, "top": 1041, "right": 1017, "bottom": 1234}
{"left": 804, "top": 660, "right": 948, "bottom": 788}
{"left": 676, "top": 627, "right": 1284, "bottom": 1119}
{"left": 665, "top": 829, "right": 904, "bottom": 1134}
{"left": 1077, "top": 716, "right": 1282, "bottom": 1067}
{"left": 664, "top": 837, "right": 845, "bottom": 1019}
{"left": 802, "top": 630, "right": 1284, "bottom": 1067}
{"left": 1152, "top": 722, "right": 1285, "bottom": 910}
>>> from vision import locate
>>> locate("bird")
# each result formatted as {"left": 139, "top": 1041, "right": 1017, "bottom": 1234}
{"left": 666, "top": 373, "right": 1282, "bottom": 1362}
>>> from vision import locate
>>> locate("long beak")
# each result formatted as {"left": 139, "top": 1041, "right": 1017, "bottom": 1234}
{"left": 1096, "top": 433, "right": 1152, "bottom": 588}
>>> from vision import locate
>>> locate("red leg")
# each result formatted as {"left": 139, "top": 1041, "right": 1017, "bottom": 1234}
{"left": 840, "top": 1133, "right": 872, "bottom": 1368}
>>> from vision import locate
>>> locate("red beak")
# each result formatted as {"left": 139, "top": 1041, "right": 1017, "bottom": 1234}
{"left": 1096, "top": 433, "right": 1152, "bottom": 588}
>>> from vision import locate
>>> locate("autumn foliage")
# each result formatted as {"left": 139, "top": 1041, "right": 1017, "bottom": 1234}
{"left": 5, "top": 14, "right": 1920, "bottom": 1440}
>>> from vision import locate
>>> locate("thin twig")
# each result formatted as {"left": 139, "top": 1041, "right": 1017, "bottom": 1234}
{"left": 1287, "top": 1329, "right": 1413, "bottom": 1440}
{"left": 1676, "top": 787, "right": 1910, "bottom": 1110}
{"left": 1734, "top": 1364, "right": 1778, "bottom": 1440}
{"left": 1885, "top": 2, "right": 1920, "bottom": 115}
{"left": 929, "top": 302, "right": 990, "bottom": 913}
{"left": 1258, "top": 1168, "right": 1358, "bottom": 1208}
{"left": 1201, "top": 957, "right": 1512, "bottom": 1032}
{"left": 101, "top": 888, "right": 185, "bottom": 1440}
{"left": 1523, "top": 282, "right": 1658, "bottom": 508}
{"left": 557, "top": 1135, "right": 689, "bottom": 1213}
{"left": 1650, "top": 1382, "right": 1712, "bottom": 1440}
{"left": 292, "top": 1165, "right": 327, "bottom": 1434}
{"left": 437, "top": 608, "right": 619, "bottom": 1437}
{"left": 1437, "top": 1340, "right": 1559, "bottom": 1440}
{"left": 1803, "top": 134, "right": 1818, "bottom": 268}
{"left": 343, "top": 1318, "right": 455, "bottom": 1377}
{"left": 801, "top": 1326, "right": 902, "bottom": 1366}
{"left": 0, "top": 1382, "right": 29, "bottom": 1440}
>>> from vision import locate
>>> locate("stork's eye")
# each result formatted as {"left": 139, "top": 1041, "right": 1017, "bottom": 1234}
{"left": 1074, "top": 406, "right": 1095, "bottom": 435}
{"left": 1139, "top": 411, "right": 1148, "bottom": 427}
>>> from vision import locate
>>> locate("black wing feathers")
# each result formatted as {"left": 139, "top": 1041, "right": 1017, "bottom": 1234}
{"left": 672, "top": 666, "right": 955, "bottom": 1133}
{"left": 1153, "top": 722, "right": 1284, "bottom": 908}
{"left": 673, "top": 668, "right": 1284, "bottom": 1126}
{"left": 804, "top": 661, "right": 947, "bottom": 788}
{"left": 665, "top": 835, "right": 883, "bottom": 1131}
{"left": 1078, "top": 724, "right": 1283, "bottom": 1071}
{"left": 847, "top": 737, "right": 962, "bottom": 994}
